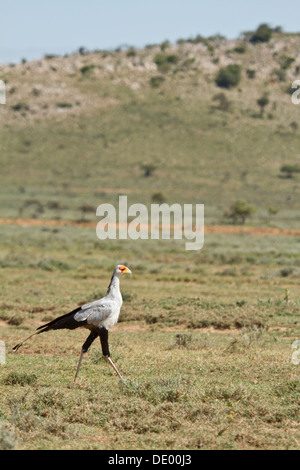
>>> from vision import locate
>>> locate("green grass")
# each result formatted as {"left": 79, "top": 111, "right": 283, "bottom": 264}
{"left": 0, "top": 225, "right": 299, "bottom": 449}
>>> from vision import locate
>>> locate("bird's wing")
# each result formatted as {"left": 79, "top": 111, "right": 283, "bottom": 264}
{"left": 80, "top": 297, "right": 107, "bottom": 310}
{"left": 74, "top": 299, "right": 115, "bottom": 326}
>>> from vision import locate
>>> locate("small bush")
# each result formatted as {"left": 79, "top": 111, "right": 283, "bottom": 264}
{"left": 141, "top": 163, "right": 156, "bottom": 177}
{"left": 56, "top": 102, "right": 72, "bottom": 108}
{"left": 268, "top": 206, "right": 278, "bottom": 216}
{"left": 246, "top": 69, "right": 256, "bottom": 79}
{"left": 11, "top": 102, "right": 29, "bottom": 112}
{"left": 165, "top": 54, "right": 179, "bottom": 64}
{"left": 279, "top": 55, "right": 295, "bottom": 70}
{"left": 31, "top": 87, "right": 41, "bottom": 96}
{"left": 46, "top": 201, "right": 62, "bottom": 210}
{"left": 151, "top": 192, "right": 166, "bottom": 204}
{"left": 160, "top": 40, "right": 171, "bottom": 51}
{"left": 215, "top": 64, "right": 241, "bottom": 89}
{"left": 279, "top": 267, "right": 294, "bottom": 278}
{"left": 272, "top": 68, "right": 286, "bottom": 82}
{"left": 44, "top": 54, "right": 58, "bottom": 60}
{"left": 79, "top": 203, "right": 95, "bottom": 217}
{"left": 80, "top": 64, "right": 96, "bottom": 75}
{"left": 212, "top": 92, "right": 231, "bottom": 112}
{"left": 188, "top": 35, "right": 214, "bottom": 54}
{"left": 7, "top": 315, "right": 24, "bottom": 326}
{"left": 174, "top": 333, "right": 192, "bottom": 348}
{"left": 181, "top": 57, "right": 195, "bottom": 69}
{"left": 280, "top": 164, "right": 300, "bottom": 178}
{"left": 3, "top": 372, "right": 37, "bottom": 386}
{"left": 290, "top": 121, "right": 298, "bottom": 132}
{"left": 9, "top": 87, "right": 17, "bottom": 95}
{"left": 249, "top": 24, "right": 272, "bottom": 44}
{"left": 126, "top": 47, "right": 136, "bottom": 57}
{"left": 154, "top": 53, "right": 179, "bottom": 72}
{"left": 78, "top": 46, "right": 88, "bottom": 55}
{"left": 154, "top": 53, "right": 166, "bottom": 66}
{"left": 150, "top": 76, "right": 165, "bottom": 88}
{"left": 19, "top": 199, "right": 44, "bottom": 217}
{"left": 233, "top": 44, "right": 247, "bottom": 54}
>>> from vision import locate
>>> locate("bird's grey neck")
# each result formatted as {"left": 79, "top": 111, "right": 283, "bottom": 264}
{"left": 107, "top": 272, "right": 121, "bottom": 297}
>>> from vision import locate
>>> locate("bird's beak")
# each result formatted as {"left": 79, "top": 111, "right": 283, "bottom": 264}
{"left": 125, "top": 267, "right": 132, "bottom": 274}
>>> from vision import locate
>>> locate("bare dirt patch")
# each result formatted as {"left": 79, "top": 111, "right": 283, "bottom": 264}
{"left": 1, "top": 217, "right": 300, "bottom": 237}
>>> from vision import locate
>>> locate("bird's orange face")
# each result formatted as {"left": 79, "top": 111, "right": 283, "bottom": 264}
{"left": 117, "top": 265, "right": 132, "bottom": 274}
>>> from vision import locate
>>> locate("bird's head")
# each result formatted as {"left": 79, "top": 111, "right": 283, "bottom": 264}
{"left": 116, "top": 265, "right": 132, "bottom": 275}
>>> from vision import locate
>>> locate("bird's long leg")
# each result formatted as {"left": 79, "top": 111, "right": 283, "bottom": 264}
{"left": 99, "top": 327, "right": 123, "bottom": 380}
{"left": 73, "top": 349, "right": 84, "bottom": 387}
{"left": 106, "top": 356, "right": 123, "bottom": 379}
{"left": 73, "top": 330, "right": 98, "bottom": 387}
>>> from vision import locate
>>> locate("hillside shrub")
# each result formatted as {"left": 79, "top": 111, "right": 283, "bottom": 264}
{"left": 154, "top": 53, "right": 179, "bottom": 72}
{"left": 150, "top": 76, "right": 165, "bottom": 88}
{"left": 152, "top": 192, "right": 166, "bottom": 204}
{"left": 56, "top": 102, "right": 72, "bottom": 108}
{"left": 212, "top": 92, "right": 231, "bottom": 112}
{"left": 249, "top": 24, "right": 272, "bottom": 44}
{"left": 279, "top": 55, "right": 295, "bottom": 70}
{"left": 80, "top": 64, "right": 96, "bottom": 75}
{"left": 160, "top": 40, "right": 171, "bottom": 51}
{"left": 246, "top": 69, "right": 256, "bottom": 79}
{"left": 127, "top": 47, "right": 136, "bottom": 57}
{"left": 233, "top": 44, "right": 247, "bottom": 54}
{"left": 215, "top": 64, "right": 241, "bottom": 89}
{"left": 11, "top": 102, "right": 29, "bottom": 112}
{"left": 272, "top": 68, "right": 286, "bottom": 82}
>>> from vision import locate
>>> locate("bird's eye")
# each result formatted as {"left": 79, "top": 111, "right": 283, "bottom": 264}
{"left": 120, "top": 266, "right": 125, "bottom": 272}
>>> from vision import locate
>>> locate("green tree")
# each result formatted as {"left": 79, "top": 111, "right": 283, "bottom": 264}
{"left": 225, "top": 200, "right": 256, "bottom": 225}
{"left": 141, "top": 163, "right": 157, "bottom": 177}
{"left": 257, "top": 93, "right": 270, "bottom": 116}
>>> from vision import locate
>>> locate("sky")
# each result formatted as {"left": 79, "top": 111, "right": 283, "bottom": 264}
{"left": 1, "top": 0, "right": 299, "bottom": 64}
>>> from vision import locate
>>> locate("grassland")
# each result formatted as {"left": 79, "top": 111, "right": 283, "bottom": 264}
{"left": 0, "top": 224, "right": 299, "bottom": 449}
{"left": 0, "top": 33, "right": 300, "bottom": 449}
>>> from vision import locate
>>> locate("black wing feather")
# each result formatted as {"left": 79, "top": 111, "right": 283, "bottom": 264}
{"left": 13, "top": 306, "right": 88, "bottom": 352}
{"left": 36, "top": 306, "right": 87, "bottom": 333}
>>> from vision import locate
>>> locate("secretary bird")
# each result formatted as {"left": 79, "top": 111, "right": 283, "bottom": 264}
{"left": 13, "top": 265, "right": 132, "bottom": 386}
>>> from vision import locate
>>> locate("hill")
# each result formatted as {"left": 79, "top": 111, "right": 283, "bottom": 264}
{"left": 1, "top": 29, "right": 300, "bottom": 226}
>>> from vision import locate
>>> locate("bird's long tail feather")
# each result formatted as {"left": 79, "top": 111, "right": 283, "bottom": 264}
{"left": 12, "top": 331, "right": 41, "bottom": 352}
{"left": 13, "top": 306, "right": 85, "bottom": 352}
